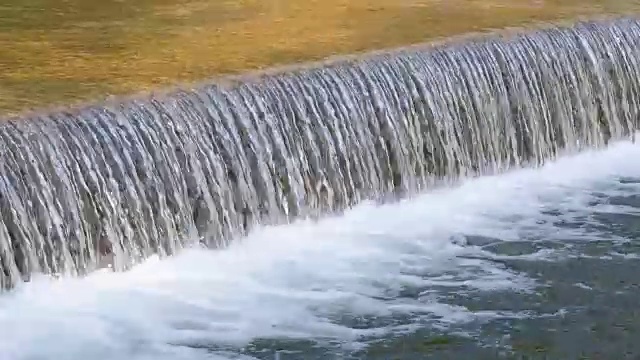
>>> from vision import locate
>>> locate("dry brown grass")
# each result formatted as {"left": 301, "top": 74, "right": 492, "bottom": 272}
{"left": 1, "top": 0, "right": 639, "bottom": 115}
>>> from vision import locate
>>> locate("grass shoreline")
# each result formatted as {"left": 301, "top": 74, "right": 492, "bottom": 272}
{"left": 1, "top": 1, "right": 639, "bottom": 117}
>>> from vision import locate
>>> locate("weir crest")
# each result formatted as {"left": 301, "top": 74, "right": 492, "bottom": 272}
{"left": 1, "top": 18, "right": 640, "bottom": 289}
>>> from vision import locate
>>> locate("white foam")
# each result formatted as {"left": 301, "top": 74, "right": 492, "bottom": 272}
{"left": 2, "top": 139, "right": 640, "bottom": 360}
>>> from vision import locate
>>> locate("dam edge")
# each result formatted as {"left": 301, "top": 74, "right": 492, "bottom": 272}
{"left": 1, "top": 16, "right": 639, "bottom": 288}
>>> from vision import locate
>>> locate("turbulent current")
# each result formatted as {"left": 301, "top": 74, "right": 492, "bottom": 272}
{"left": 3, "top": 135, "right": 640, "bottom": 359}
{"left": 1, "top": 18, "right": 640, "bottom": 289}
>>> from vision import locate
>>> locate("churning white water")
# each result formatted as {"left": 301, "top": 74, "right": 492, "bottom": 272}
{"left": 1, "top": 138, "right": 639, "bottom": 360}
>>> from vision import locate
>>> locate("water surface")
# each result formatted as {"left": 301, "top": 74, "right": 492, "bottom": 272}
{"left": 2, "top": 0, "right": 638, "bottom": 114}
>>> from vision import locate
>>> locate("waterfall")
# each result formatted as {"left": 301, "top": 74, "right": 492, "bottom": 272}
{"left": 1, "top": 18, "right": 639, "bottom": 289}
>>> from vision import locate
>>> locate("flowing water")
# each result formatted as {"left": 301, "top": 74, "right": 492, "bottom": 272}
{"left": 2, "top": 18, "right": 640, "bottom": 287}
{"left": 2, "top": 16, "right": 640, "bottom": 359}
{"left": 2, "top": 139, "right": 640, "bottom": 359}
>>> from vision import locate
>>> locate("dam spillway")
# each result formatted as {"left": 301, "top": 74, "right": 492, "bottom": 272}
{"left": 1, "top": 18, "right": 640, "bottom": 289}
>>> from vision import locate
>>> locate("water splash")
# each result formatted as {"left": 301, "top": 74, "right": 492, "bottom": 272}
{"left": 1, "top": 18, "right": 639, "bottom": 289}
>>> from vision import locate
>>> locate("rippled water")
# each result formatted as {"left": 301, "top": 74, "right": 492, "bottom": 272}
{"left": 1, "top": 137, "right": 639, "bottom": 359}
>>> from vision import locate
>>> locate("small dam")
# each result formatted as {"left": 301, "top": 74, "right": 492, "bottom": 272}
{"left": 1, "top": 17, "right": 640, "bottom": 290}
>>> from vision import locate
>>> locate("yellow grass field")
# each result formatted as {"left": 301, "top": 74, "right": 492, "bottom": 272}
{"left": 1, "top": 0, "right": 639, "bottom": 116}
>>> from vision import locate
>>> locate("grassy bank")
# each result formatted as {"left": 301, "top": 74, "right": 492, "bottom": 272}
{"left": 1, "top": 0, "right": 639, "bottom": 115}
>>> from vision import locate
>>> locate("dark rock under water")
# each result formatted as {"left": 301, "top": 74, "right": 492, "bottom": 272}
{"left": 1, "top": 18, "right": 640, "bottom": 289}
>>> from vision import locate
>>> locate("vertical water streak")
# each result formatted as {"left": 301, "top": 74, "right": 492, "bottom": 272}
{"left": 1, "top": 18, "right": 639, "bottom": 288}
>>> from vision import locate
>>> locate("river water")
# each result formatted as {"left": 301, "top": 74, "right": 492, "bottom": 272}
{"left": 1, "top": 137, "right": 639, "bottom": 359}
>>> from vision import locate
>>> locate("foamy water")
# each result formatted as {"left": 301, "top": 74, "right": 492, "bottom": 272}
{"left": 2, "top": 139, "right": 640, "bottom": 360}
